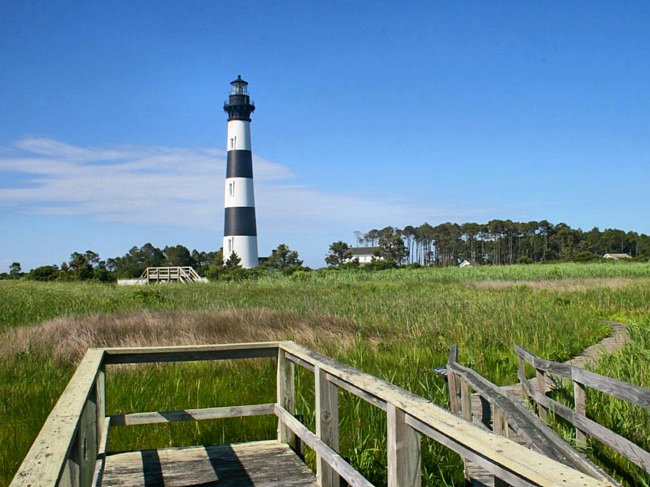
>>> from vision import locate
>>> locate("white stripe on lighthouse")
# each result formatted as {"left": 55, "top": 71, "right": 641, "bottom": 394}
{"left": 227, "top": 121, "right": 251, "bottom": 151}
{"left": 224, "top": 177, "right": 255, "bottom": 207}
{"left": 223, "top": 236, "right": 258, "bottom": 268}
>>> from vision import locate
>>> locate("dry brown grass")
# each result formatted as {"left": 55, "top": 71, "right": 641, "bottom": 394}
{"left": 471, "top": 277, "right": 637, "bottom": 291}
{"left": 0, "top": 308, "right": 357, "bottom": 364}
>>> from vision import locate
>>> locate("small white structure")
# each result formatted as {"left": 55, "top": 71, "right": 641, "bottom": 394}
{"left": 603, "top": 253, "right": 632, "bottom": 260}
{"left": 459, "top": 259, "right": 474, "bottom": 268}
{"left": 349, "top": 246, "right": 381, "bottom": 265}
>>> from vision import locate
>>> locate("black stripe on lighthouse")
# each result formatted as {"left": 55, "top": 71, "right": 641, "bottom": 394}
{"left": 224, "top": 207, "right": 257, "bottom": 236}
{"left": 226, "top": 150, "right": 253, "bottom": 178}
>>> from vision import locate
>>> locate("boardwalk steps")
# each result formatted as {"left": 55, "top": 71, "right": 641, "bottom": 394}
{"left": 11, "top": 341, "right": 621, "bottom": 487}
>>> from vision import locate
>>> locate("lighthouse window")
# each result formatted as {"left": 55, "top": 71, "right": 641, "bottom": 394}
{"left": 230, "top": 137, "right": 236, "bottom": 149}
{"left": 228, "top": 182, "right": 234, "bottom": 197}
{"left": 228, "top": 238, "right": 233, "bottom": 254}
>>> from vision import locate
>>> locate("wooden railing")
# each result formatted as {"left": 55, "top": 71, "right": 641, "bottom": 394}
{"left": 516, "top": 345, "right": 650, "bottom": 474}
{"left": 447, "top": 346, "right": 617, "bottom": 486}
{"left": 11, "top": 342, "right": 613, "bottom": 487}
{"left": 136, "top": 266, "right": 204, "bottom": 284}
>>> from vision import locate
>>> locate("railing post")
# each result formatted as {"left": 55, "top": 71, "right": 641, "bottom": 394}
{"left": 96, "top": 364, "right": 106, "bottom": 452}
{"left": 517, "top": 355, "right": 528, "bottom": 402}
{"left": 277, "top": 348, "right": 295, "bottom": 445}
{"left": 447, "top": 370, "right": 460, "bottom": 414}
{"left": 573, "top": 376, "right": 587, "bottom": 448}
{"left": 387, "top": 403, "right": 421, "bottom": 487}
{"left": 535, "top": 368, "right": 547, "bottom": 421}
{"left": 460, "top": 378, "right": 472, "bottom": 422}
{"left": 447, "top": 346, "right": 460, "bottom": 414}
{"left": 315, "top": 366, "right": 339, "bottom": 487}
{"left": 492, "top": 407, "right": 512, "bottom": 487}
{"left": 493, "top": 407, "right": 507, "bottom": 438}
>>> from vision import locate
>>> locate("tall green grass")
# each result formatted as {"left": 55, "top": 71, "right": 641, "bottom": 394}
{"left": 1, "top": 264, "right": 649, "bottom": 486}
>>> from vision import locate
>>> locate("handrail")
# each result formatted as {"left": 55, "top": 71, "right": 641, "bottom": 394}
{"left": 11, "top": 341, "right": 613, "bottom": 487}
{"left": 516, "top": 345, "right": 650, "bottom": 473}
{"left": 10, "top": 349, "right": 105, "bottom": 487}
{"left": 280, "top": 341, "right": 610, "bottom": 487}
{"left": 446, "top": 346, "right": 615, "bottom": 483}
{"left": 135, "top": 266, "right": 205, "bottom": 284}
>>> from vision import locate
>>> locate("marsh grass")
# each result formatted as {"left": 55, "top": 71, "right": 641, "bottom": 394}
{"left": 1, "top": 264, "right": 649, "bottom": 485}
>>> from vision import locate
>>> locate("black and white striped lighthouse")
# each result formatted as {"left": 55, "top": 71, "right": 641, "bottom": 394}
{"left": 222, "top": 75, "right": 258, "bottom": 268}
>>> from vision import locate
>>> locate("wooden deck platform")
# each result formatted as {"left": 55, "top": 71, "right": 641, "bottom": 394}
{"left": 101, "top": 440, "right": 316, "bottom": 487}
{"left": 11, "top": 341, "right": 619, "bottom": 487}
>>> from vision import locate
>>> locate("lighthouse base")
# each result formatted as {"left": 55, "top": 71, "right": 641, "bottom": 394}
{"left": 223, "top": 235, "right": 259, "bottom": 268}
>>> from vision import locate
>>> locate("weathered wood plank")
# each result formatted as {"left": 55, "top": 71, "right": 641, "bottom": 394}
{"left": 387, "top": 403, "right": 421, "bottom": 487}
{"left": 493, "top": 408, "right": 507, "bottom": 437}
{"left": 277, "top": 348, "right": 296, "bottom": 445}
{"left": 316, "top": 366, "right": 340, "bottom": 487}
{"left": 91, "top": 417, "right": 111, "bottom": 487}
{"left": 573, "top": 379, "right": 588, "bottom": 448}
{"left": 110, "top": 403, "right": 275, "bottom": 426}
{"left": 286, "top": 351, "right": 316, "bottom": 372}
{"left": 10, "top": 348, "right": 105, "bottom": 487}
{"left": 517, "top": 356, "right": 528, "bottom": 403}
{"left": 281, "top": 342, "right": 610, "bottom": 487}
{"left": 79, "top": 394, "right": 99, "bottom": 487}
{"left": 522, "top": 377, "right": 650, "bottom": 472}
{"left": 448, "top": 345, "right": 461, "bottom": 414}
{"left": 572, "top": 367, "right": 650, "bottom": 409}
{"left": 95, "top": 366, "right": 105, "bottom": 450}
{"left": 448, "top": 360, "right": 610, "bottom": 481}
{"left": 518, "top": 343, "right": 649, "bottom": 409}
{"left": 461, "top": 379, "right": 472, "bottom": 422}
{"left": 535, "top": 368, "right": 548, "bottom": 421}
{"left": 275, "top": 405, "right": 374, "bottom": 487}
{"left": 515, "top": 346, "right": 572, "bottom": 378}
{"left": 104, "top": 342, "right": 279, "bottom": 364}
{"left": 102, "top": 440, "right": 317, "bottom": 487}
{"left": 326, "top": 373, "right": 387, "bottom": 411}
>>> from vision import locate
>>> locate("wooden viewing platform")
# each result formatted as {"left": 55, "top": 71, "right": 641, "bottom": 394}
{"left": 137, "top": 266, "right": 206, "bottom": 284}
{"left": 10, "top": 341, "right": 624, "bottom": 487}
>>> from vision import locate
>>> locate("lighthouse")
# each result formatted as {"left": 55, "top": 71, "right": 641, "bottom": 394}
{"left": 222, "top": 75, "right": 259, "bottom": 268}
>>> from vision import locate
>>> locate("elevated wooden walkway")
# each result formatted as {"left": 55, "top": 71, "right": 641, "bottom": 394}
{"left": 446, "top": 322, "right": 650, "bottom": 487}
{"left": 11, "top": 341, "right": 620, "bottom": 487}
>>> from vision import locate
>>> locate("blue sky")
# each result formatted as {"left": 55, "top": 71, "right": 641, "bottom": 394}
{"left": 1, "top": 1, "right": 649, "bottom": 270}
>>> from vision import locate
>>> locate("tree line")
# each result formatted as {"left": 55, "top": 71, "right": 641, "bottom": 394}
{"left": 347, "top": 220, "right": 650, "bottom": 266}
{"left": 3, "top": 242, "right": 307, "bottom": 282}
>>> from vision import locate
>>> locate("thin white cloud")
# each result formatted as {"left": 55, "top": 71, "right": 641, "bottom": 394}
{"left": 0, "top": 138, "right": 491, "bottom": 233}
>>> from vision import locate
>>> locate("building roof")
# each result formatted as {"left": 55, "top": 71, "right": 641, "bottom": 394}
{"left": 231, "top": 74, "right": 248, "bottom": 85}
{"left": 603, "top": 253, "right": 631, "bottom": 259}
{"left": 350, "top": 246, "right": 380, "bottom": 256}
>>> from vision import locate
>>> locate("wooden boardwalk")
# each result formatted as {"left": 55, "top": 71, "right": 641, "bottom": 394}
{"left": 102, "top": 441, "right": 316, "bottom": 487}
{"left": 448, "top": 321, "right": 649, "bottom": 487}
{"left": 501, "top": 320, "right": 629, "bottom": 396}
{"left": 11, "top": 341, "right": 618, "bottom": 487}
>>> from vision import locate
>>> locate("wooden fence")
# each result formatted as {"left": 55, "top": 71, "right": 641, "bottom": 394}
{"left": 11, "top": 341, "right": 613, "bottom": 487}
{"left": 516, "top": 345, "right": 650, "bottom": 474}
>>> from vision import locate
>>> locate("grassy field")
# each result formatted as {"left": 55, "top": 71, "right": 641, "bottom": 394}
{"left": 1, "top": 262, "right": 649, "bottom": 486}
